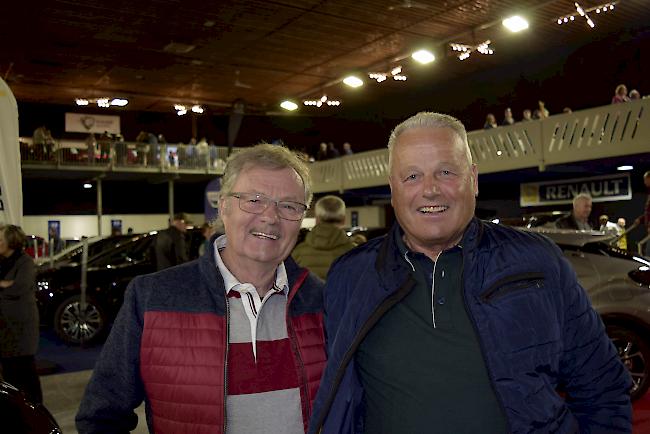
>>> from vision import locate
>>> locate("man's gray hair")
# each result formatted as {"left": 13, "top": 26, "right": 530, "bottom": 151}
{"left": 573, "top": 192, "right": 592, "bottom": 206}
{"left": 387, "top": 112, "right": 471, "bottom": 170}
{"left": 315, "top": 195, "right": 346, "bottom": 224}
{"left": 220, "top": 143, "right": 313, "bottom": 207}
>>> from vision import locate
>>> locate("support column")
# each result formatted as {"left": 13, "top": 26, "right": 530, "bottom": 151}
{"left": 168, "top": 179, "right": 174, "bottom": 222}
{"left": 96, "top": 178, "right": 103, "bottom": 236}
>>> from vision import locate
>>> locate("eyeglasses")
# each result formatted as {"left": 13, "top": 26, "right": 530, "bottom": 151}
{"left": 228, "top": 192, "right": 307, "bottom": 221}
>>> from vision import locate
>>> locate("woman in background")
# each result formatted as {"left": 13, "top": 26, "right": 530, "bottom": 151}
{"left": 0, "top": 224, "right": 42, "bottom": 404}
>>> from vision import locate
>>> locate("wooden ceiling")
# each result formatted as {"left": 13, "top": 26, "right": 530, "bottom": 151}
{"left": 1, "top": 0, "right": 647, "bottom": 115}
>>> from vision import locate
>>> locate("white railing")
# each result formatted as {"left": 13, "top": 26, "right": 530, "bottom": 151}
{"left": 310, "top": 98, "right": 650, "bottom": 193}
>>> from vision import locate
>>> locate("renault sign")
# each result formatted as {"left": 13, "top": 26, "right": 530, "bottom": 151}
{"left": 520, "top": 173, "right": 631, "bottom": 207}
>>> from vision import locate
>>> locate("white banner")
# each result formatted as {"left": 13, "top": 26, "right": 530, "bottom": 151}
{"left": 0, "top": 77, "right": 23, "bottom": 226}
{"left": 65, "top": 112, "right": 121, "bottom": 134}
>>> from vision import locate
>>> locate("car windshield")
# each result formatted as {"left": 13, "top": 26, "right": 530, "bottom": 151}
{"left": 36, "top": 235, "right": 136, "bottom": 266}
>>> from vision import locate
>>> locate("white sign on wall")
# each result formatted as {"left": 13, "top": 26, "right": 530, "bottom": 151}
{"left": 65, "top": 112, "right": 121, "bottom": 134}
{"left": 0, "top": 77, "right": 22, "bottom": 226}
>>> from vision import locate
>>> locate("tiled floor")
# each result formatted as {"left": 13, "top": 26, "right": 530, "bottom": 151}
{"left": 41, "top": 370, "right": 147, "bottom": 434}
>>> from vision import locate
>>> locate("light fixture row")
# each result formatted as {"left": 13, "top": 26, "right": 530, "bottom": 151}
{"left": 281, "top": 14, "right": 531, "bottom": 111}
{"left": 450, "top": 40, "right": 494, "bottom": 61}
{"left": 173, "top": 104, "right": 204, "bottom": 116}
{"left": 75, "top": 97, "right": 129, "bottom": 107}
{"left": 556, "top": 2, "right": 617, "bottom": 28}
{"left": 303, "top": 95, "right": 341, "bottom": 107}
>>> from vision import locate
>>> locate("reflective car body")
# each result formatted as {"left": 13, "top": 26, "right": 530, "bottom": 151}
{"left": 35, "top": 233, "right": 157, "bottom": 345}
{"left": 0, "top": 381, "right": 61, "bottom": 434}
{"left": 521, "top": 227, "right": 650, "bottom": 399}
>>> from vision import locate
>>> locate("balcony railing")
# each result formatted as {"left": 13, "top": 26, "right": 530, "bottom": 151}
{"left": 310, "top": 98, "right": 650, "bottom": 193}
{"left": 20, "top": 99, "right": 650, "bottom": 191}
{"left": 21, "top": 140, "right": 234, "bottom": 174}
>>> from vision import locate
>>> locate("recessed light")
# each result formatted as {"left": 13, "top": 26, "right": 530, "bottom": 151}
{"left": 617, "top": 165, "right": 633, "bottom": 171}
{"left": 411, "top": 49, "right": 435, "bottom": 64}
{"left": 342, "top": 76, "right": 363, "bottom": 88}
{"left": 280, "top": 100, "right": 298, "bottom": 111}
{"left": 503, "top": 16, "right": 529, "bottom": 32}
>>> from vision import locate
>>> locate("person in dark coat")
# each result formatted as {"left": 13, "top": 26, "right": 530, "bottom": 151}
{"left": 0, "top": 224, "right": 42, "bottom": 404}
{"left": 554, "top": 193, "right": 593, "bottom": 230}
{"left": 153, "top": 213, "right": 190, "bottom": 271}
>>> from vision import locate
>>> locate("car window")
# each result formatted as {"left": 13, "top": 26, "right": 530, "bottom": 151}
{"left": 90, "top": 237, "right": 154, "bottom": 267}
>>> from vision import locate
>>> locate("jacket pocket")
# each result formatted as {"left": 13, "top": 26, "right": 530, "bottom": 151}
{"left": 480, "top": 272, "right": 545, "bottom": 303}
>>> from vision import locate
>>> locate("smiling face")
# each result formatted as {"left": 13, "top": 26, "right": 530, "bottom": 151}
{"left": 389, "top": 127, "right": 478, "bottom": 258}
{"left": 219, "top": 164, "right": 305, "bottom": 274}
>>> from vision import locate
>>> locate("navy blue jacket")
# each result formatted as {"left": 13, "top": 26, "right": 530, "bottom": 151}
{"left": 309, "top": 218, "right": 632, "bottom": 434}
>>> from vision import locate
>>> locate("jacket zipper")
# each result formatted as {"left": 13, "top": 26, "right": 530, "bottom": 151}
{"left": 287, "top": 311, "right": 311, "bottom": 425}
{"left": 223, "top": 294, "right": 230, "bottom": 434}
{"left": 481, "top": 272, "right": 546, "bottom": 303}
{"left": 461, "top": 255, "right": 513, "bottom": 434}
{"left": 313, "top": 277, "right": 415, "bottom": 432}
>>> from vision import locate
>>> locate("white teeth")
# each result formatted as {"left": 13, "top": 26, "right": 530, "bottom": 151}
{"left": 419, "top": 205, "right": 448, "bottom": 213}
{"left": 251, "top": 231, "right": 279, "bottom": 240}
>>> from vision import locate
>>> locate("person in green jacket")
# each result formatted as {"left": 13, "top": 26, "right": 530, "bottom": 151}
{"left": 292, "top": 195, "right": 355, "bottom": 280}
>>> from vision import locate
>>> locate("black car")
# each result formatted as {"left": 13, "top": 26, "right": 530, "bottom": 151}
{"left": 35, "top": 233, "right": 157, "bottom": 345}
{"left": 35, "top": 229, "right": 205, "bottom": 345}
{"left": 0, "top": 381, "right": 61, "bottom": 434}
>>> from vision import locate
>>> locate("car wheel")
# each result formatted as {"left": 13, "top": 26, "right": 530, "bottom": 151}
{"left": 606, "top": 325, "right": 650, "bottom": 400}
{"left": 53, "top": 295, "right": 106, "bottom": 345}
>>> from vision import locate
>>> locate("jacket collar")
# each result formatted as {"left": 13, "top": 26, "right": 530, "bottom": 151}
{"left": 376, "top": 217, "right": 485, "bottom": 289}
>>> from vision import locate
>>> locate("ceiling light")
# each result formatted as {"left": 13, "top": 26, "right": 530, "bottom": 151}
{"left": 502, "top": 16, "right": 529, "bottom": 32}
{"left": 411, "top": 49, "right": 435, "bottom": 64}
{"left": 617, "top": 165, "right": 633, "bottom": 171}
{"left": 75, "top": 98, "right": 89, "bottom": 106}
{"left": 369, "top": 73, "right": 387, "bottom": 82}
{"left": 97, "top": 98, "right": 110, "bottom": 108}
{"left": 83, "top": 183, "right": 92, "bottom": 189}
{"left": 110, "top": 98, "right": 129, "bottom": 107}
{"left": 191, "top": 104, "right": 204, "bottom": 114}
{"left": 174, "top": 104, "right": 187, "bottom": 115}
{"left": 280, "top": 100, "right": 298, "bottom": 111}
{"left": 343, "top": 75, "right": 363, "bottom": 88}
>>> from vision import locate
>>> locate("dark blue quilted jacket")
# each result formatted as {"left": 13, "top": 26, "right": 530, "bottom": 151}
{"left": 309, "top": 218, "right": 632, "bottom": 434}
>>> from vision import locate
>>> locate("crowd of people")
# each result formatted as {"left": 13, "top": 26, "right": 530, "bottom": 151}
{"left": 483, "top": 83, "right": 644, "bottom": 129}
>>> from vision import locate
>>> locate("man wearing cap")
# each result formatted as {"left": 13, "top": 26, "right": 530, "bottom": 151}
{"left": 76, "top": 144, "right": 326, "bottom": 434}
{"left": 153, "top": 212, "right": 190, "bottom": 270}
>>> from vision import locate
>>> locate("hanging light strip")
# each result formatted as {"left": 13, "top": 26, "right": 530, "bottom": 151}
{"left": 450, "top": 40, "right": 493, "bottom": 61}
{"left": 303, "top": 95, "right": 341, "bottom": 107}
{"left": 368, "top": 65, "right": 407, "bottom": 83}
{"left": 556, "top": 1, "right": 617, "bottom": 28}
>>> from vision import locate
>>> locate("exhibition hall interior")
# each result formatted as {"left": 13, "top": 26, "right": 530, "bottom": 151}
{"left": 1, "top": 0, "right": 650, "bottom": 432}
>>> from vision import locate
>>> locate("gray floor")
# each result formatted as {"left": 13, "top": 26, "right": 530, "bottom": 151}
{"left": 42, "top": 370, "right": 147, "bottom": 434}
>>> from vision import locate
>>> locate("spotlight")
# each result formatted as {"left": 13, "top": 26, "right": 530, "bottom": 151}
{"left": 502, "top": 16, "right": 529, "bottom": 32}
{"left": 280, "top": 100, "right": 298, "bottom": 111}
{"left": 411, "top": 49, "right": 435, "bottom": 64}
{"left": 343, "top": 76, "right": 363, "bottom": 88}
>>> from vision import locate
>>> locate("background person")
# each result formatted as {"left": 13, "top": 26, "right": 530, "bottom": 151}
{"left": 292, "top": 195, "right": 356, "bottom": 280}
{"left": 0, "top": 224, "right": 42, "bottom": 404}
{"left": 634, "top": 170, "right": 650, "bottom": 256}
{"left": 309, "top": 112, "right": 631, "bottom": 434}
{"left": 153, "top": 212, "right": 190, "bottom": 270}
{"left": 76, "top": 144, "right": 326, "bottom": 434}
{"left": 554, "top": 193, "right": 593, "bottom": 230}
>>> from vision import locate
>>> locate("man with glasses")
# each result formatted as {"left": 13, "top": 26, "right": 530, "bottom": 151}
{"left": 77, "top": 144, "right": 326, "bottom": 434}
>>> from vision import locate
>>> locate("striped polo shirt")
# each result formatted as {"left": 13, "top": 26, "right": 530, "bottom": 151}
{"left": 214, "top": 235, "right": 304, "bottom": 434}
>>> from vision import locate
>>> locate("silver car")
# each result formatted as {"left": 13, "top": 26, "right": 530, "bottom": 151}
{"left": 521, "top": 227, "right": 650, "bottom": 400}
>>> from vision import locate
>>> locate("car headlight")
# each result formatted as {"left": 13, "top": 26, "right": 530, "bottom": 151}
{"left": 37, "top": 279, "right": 50, "bottom": 292}
{"left": 629, "top": 268, "right": 650, "bottom": 287}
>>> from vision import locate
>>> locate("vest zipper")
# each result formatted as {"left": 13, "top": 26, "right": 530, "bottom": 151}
{"left": 287, "top": 312, "right": 311, "bottom": 426}
{"left": 223, "top": 294, "right": 230, "bottom": 433}
{"left": 430, "top": 251, "right": 442, "bottom": 328}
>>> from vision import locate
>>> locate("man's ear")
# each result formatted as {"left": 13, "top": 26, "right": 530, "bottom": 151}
{"left": 471, "top": 164, "right": 479, "bottom": 197}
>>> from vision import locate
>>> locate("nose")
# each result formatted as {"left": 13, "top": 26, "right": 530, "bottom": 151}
{"left": 259, "top": 200, "right": 281, "bottom": 223}
{"left": 422, "top": 174, "right": 439, "bottom": 197}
